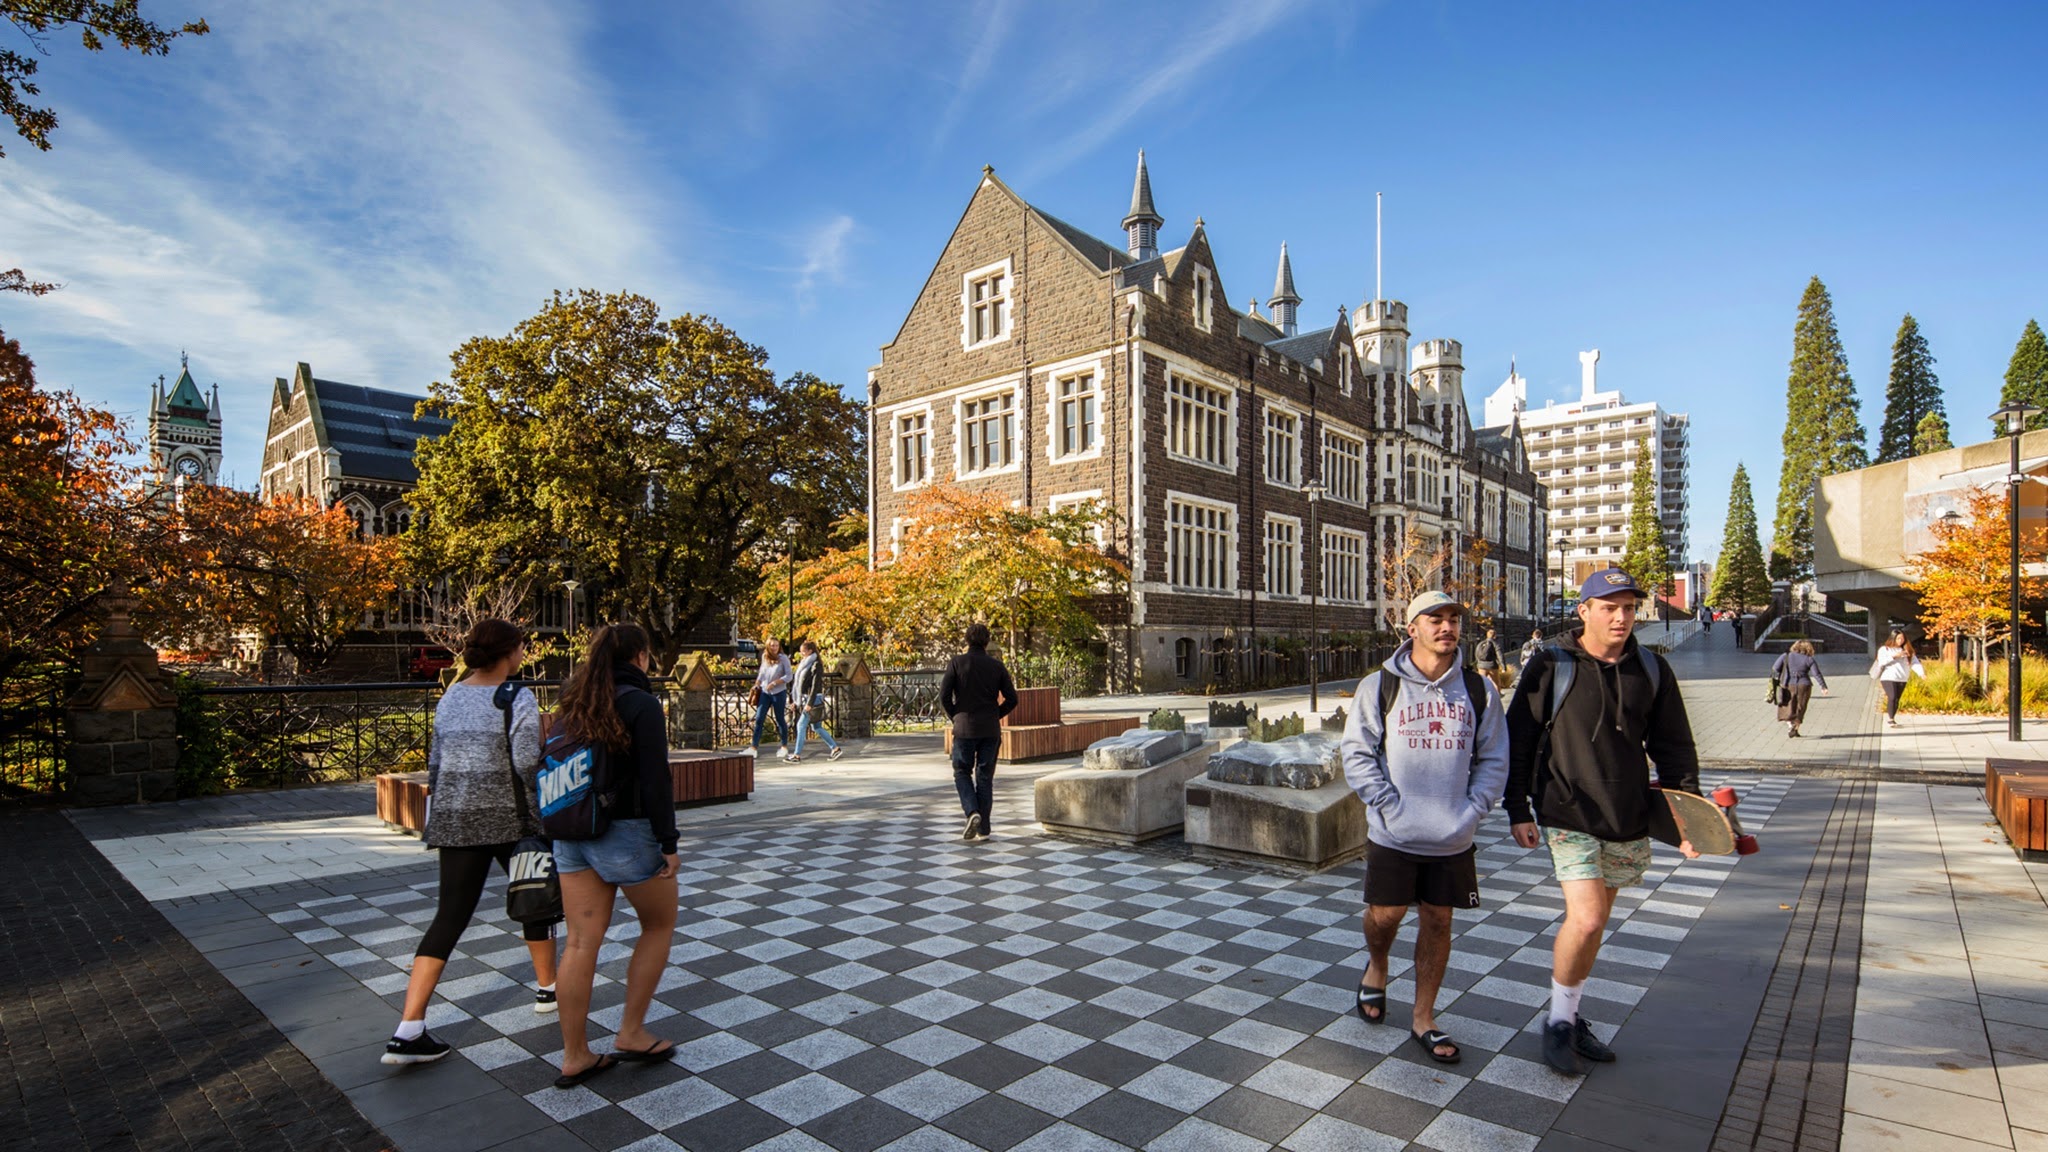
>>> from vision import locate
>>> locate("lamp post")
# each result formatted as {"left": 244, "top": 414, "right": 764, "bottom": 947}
{"left": 782, "top": 517, "right": 803, "bottom": 645}
{"left": 1994, "top": 402, "right": 2041, "bottom": 741}
{"left": 561, "top": 579, "right": 580, "bottom": 639}
{"left": 1303, "top": 481, "right": 1325, "bottom": 713}
{"left": 1552, "top": 533, "right": 1571, "bottom": 631}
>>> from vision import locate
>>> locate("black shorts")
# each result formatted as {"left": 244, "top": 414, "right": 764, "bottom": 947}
{"left": 1363, "top": 840, "right": 1480, "bottom": 910}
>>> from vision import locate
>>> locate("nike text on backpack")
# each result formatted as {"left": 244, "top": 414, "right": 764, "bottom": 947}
{"left": 535, "top": 685, "right": 633, "bottom": 842}
{"left": 494, "top": 681, "right": 564, "bottom": 923}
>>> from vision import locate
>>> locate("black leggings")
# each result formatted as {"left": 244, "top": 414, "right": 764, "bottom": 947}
{"left": 1881, "top": 680, "right": 1906, "bottom": 720}
{"left": 416, "top": 843, "right": 555, "bottom": 962}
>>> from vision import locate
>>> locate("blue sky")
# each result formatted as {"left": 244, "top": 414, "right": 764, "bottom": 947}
{"left": 2, "top": 0, "right": 2044, "bottom": 566}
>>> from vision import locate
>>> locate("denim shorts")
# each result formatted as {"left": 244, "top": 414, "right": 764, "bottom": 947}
{"left": 552, "top": 819, "right": 663, "bottom": 886}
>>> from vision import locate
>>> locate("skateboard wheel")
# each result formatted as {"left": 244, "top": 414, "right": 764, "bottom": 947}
{"left": 1712, "top": 786, "right": 1739, "bottom": 808}
{"left": 1735, "top": 834, "right": 1759, "bottom": 855}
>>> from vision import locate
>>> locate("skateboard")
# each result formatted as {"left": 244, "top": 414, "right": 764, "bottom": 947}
{"left": 1646, "top": 786, "right": 1759, "bottom": 856}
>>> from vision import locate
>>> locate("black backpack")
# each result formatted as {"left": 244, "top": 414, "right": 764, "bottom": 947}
{"left": 1527, "top": 643, "right": 1664, "bottom": 808}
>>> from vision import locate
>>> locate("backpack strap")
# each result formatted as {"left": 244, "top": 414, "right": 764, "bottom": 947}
{"left": 1462, "top": 667, "right": 1490, "bottom": 729}
{"left": 1376, "top": 667, "right": 1399, "bottom": 728}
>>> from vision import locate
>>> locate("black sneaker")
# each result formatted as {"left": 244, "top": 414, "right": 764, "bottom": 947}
{"left": 961, "top": 813, "right": 982, "bottom": 842}
{"left": 1573, "top": 1016, "right": 1615, "bottom": 1062}
{"left": 382, "top": 1031, "right": 451, "bottom": 1065}
{"left": 535, "top": 988, "right": 558, "bottom": 1015}
{"left": 1541, "top": 1019, "right": 1584, "bottom": 1076}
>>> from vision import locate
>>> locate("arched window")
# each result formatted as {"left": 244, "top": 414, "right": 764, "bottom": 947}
{"left": 1174, "top": 637, "right": 1195, "bottom": 679}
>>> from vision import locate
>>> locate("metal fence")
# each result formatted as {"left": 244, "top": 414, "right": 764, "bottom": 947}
{"left": 0, "top": 671, "right": 69, "bottom": 794}
{"left": 197, "top": 682, "right": 440, "bottom": 790}
{"left": 872, "top": 671, "right": 945, "bottom": 731}
{"left": 709, "top": 674, "right": 855, "bottom": 748}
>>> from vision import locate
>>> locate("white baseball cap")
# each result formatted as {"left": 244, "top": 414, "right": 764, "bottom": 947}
{"left": 1405, "top": 590, "right": 1465, "bottom": 625}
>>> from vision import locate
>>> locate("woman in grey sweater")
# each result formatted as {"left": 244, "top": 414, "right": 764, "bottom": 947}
{"left": 383, "top": 619, "right": 561, "bottom": 1066}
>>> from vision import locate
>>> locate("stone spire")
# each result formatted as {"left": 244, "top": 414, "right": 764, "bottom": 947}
{"left": 1122, "top": 150, "right": 1163, "bottom": 261}
{"left": 1268, "top": 242, "right": 1300, "bottom": 337}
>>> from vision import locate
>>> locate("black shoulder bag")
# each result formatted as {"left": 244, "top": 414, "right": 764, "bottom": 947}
{"left": 495, "top": 683, "right": 563, "bottom": 926}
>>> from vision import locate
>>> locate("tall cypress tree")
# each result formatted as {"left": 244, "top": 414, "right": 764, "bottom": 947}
{"left": 1619, "top": 437, "right": 1670, "bottom": 597}
{"left": 1876, "top": 314, "right": 1943, "bottom": 463}
{"left": 1710, "top": 463, "right": 1771, "bottom": 613}
{"left": 2000, "top": 319, "right": 2048, "bottom": 433}
{"left": 1913, "top": 411, "right": 1953, "bottom": 456}
{"left": 1773, "top": 276, "right": 1868, "bottom": 580}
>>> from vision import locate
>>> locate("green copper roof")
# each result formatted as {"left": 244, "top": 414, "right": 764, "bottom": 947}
{"left": 163, "top": 367, "right": 210, "bottom": 426}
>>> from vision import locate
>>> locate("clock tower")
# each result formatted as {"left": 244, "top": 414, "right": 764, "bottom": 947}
{"left": 147, "top": 353, "right": 223, "bottom": 489}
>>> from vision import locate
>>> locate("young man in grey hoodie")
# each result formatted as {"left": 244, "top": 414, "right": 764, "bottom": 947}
{"left": 1340, "top": 590, "right": 1509, "bottom": 1065}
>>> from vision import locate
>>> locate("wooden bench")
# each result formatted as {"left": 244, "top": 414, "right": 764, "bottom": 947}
{"left": 948, "top": 716, "right": 1143, "bottom": 763}
{"left": 1985, "top": 758, "right": 2048, "bottom": 859}
{"left": 669, "top": 750, "right": 754, "bottom": 806}
{"left": 376, "top": 771, "right": 429, "bottom": 835}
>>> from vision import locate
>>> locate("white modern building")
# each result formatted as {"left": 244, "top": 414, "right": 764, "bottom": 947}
{"left": 1484, "top": 350, "right": 1689, "bottom": 594}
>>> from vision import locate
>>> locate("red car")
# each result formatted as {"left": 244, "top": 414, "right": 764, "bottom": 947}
{"left": 408, "top": 646, "right": 455, "bottom": 679}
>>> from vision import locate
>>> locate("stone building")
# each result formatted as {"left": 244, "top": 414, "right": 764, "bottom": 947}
{"left": 145, "top": 355, "right": 223, "bottom": 490}
{"left": 257, "top": 361, "right": 451, "bottom": 538}
{"left": 869, "top": 155, "right": 1550, "bottom": 690}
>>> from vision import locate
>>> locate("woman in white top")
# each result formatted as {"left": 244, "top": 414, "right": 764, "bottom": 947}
{"left": 1870, "top": 628, "right": 1926, "bottom": 728}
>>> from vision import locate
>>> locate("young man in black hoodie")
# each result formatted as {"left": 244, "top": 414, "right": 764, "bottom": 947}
{"left": 940, "top": 622, "right": 1018, "bottom": 842}
{"left": 1505, "top": 569, "right": 1703, "bottom": 1075}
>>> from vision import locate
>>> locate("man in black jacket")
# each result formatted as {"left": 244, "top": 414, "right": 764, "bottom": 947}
{"left": 940, "top": 623, "right": 1018, "bottom": 842}
{"left": 1505, "top": 569, "right": 1702, "bottom": 1076}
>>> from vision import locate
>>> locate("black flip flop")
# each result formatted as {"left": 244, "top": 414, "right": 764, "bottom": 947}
{"left": 1355, "top": 980, "right": 1387, "bottom": 1025}
{"left": 1411, "top": 1029, "right": 1461, "bottom": 1065}
{"left": 553, "top": 1053, "right": 618, "bottom": 1089}
{"left": 615, "top": 1040, "right": 676, "bottom": 1064}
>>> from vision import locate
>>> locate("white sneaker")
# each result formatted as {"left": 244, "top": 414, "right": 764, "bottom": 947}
{"left": 827, "top": 747, "right": 844, "bottom": 761}
{"left": 776, "top": 747, "right": 790, "bottom": 760}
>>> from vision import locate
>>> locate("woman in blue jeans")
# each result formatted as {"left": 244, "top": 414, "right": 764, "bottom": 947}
{"left": 751, "top": 637, "right": 793, "bottom": 757}
{"left": 546, "top": 623, "right": 679, "bottom": 1090}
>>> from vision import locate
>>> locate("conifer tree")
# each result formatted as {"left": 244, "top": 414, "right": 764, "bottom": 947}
{"left": 1619, "top": 438, "right": 1670, "bottom": 601}
{"left": 2000, "top": 319, "right": 2048, "bottom": 434}
{"left": 1876, "top": 314, "right": 1943, "bottom": 463}
{"left": 1710, "top": 463, "right": 1771, "bottom": 613}
{"left": 1773, "top": 276, "right": 1868, "bottom": 580}
{"left": 1912, "top": 411, "right": 1953, "bottom": 456}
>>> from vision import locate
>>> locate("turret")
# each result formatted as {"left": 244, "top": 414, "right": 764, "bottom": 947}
{"left": 1352, "top": 298, "right": 1409, "bottom": 376}
{"left": 1268, "top": 243, "right": 1300, "bottom": 338}
{"left": 1122, "top": 150, "right": 1163, "bottom": 261}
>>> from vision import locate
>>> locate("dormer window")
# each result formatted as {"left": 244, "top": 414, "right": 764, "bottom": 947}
{"left": 961, "top": 259, "right": 1013, "bottom": 350}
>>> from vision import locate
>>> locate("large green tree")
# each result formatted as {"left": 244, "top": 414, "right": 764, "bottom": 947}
{"left": 1710, "top": 463, "right": 1771, "bottom": 613}
{"left": 1619, "top": 437, "right": 1670, "bottom": 602}
{"left": 2000, "top": 319, "right": 2048, "bottom": 434}
{"left": 1913, "top": 411, "right": 1953, "bottom": 456}
{"left": 1773, "top": 276, "right": 1868, "bottom": 580}
{"left": 1876, "top": 314, "right": 1943, "bottom": 463}
{"left": 404, "top": 291, "right": 866, "bottom": 664}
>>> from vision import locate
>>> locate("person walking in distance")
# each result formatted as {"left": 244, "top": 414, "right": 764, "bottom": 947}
{"left": 751, "top": 637, "right": 794, "bottom": 758}
{"left": 1519, "top": 631, "right": 1543, "bottom": 671}
{"left": 1341, "top": 591, "right": 1508, "bottom": 1065}
{"left": 1772, "top": 639, "right": 1829, "bottom": 737}
{"left": 1696, "top": 603, "right": 1712, "bottom": 634}
{"left": 787, "top": 639, "right": 844, "bottom": 762}
{"left": 1505, "top": 569, "right": 1703, "bottom": 1076}
{"left": 940, "top": 623, "right": 1018, "bottom": 842}
{"left": 548, "top": 624, "right": 679, "bottom": 1088}
{"left": 1870, "top": 628, "right": 1926, "bottom": 729}
{"left": 383, "top": 619, "right": 560, "bottom": 1066}
{"left": 1473, "top": 627, "right": 1508, "bottom": 691}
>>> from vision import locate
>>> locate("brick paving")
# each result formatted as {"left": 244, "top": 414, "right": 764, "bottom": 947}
{"left": 1710, "top": 781, "right": 1873, "bottom": 1152}
{"left": 0, "top": 808, "right": 390, "bottom": 1151}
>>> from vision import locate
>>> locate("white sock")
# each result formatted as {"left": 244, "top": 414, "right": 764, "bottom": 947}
{"left": 1549, "top": 980, "right": 1583, "bottom": 1027}
{"left": 537, "top": 983, "right": 554, "bottom": 993}
{"left": 394, "top": 1018, "right": 426, "bottom": 1041}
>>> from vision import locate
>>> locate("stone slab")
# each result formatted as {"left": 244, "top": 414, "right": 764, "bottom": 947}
{"left": 1182, "top": 774, "right": 1366, "bottom": 872}
{"left": 1035, "top": 741, "right": 1215, "bottom": 846}
{"left": 1080, "top": 728, "right": 1202, "bottom": 772}
{"left": 1206, "top": 732, "right": 1342, "bottom": 790}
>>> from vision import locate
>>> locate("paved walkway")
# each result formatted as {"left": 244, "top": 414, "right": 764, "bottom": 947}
{"left": 21, "top": 636, "right": 2048, "bottom": 1151}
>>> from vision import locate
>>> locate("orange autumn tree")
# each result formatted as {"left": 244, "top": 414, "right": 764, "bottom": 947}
{"left": 144, "top": 485, "right": 403, "bottom": 677}
{"left": 1904, "top": 486, "right": 2048, "bottom": 687}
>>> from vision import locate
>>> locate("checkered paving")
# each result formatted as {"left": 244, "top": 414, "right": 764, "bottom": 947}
{"left": 268, "top": 776, "right": 1792, "bottom": 1151}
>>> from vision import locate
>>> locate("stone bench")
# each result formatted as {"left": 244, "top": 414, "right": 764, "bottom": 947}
{"left": 1034, "top": 728, "right": 1214, "bottom": 845}
{"left": 1184, "top": 733, "right": 1366, "bottom": 872}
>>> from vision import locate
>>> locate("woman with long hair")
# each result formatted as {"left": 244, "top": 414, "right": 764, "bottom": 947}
{"left": 1870, "top": 628, "right": 1926, "bottom": 729}
{"left": 548, "top": 622, "right": 679, "bottom": 1089}
{"left": 1771, "top": 638, "right": 1829, "bottom": 738}
{"left": 383, "top": 619, "right": 559, "bottom": 1066}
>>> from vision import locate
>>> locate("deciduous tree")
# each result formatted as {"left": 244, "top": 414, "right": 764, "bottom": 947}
{"left": 1709, "top": 463, "right": 1771, "bottom": 613}
{"left": 1620, "top": 438, "right": 1671, "bottom": 604}
{"left": 1773, "top": 276, "right": 1868, "bottom": 580}
{"left": 1877, "top": 314, "right": 1943, "bottom": 463}
{"left": 1, "top": 0, "right": 208, "bottom": 159}
{"left": 1905, "top": 487, "right": 2046, "bottom": 686}
{"left": 1378, "top": 526, "right": 1453, "bottom": 633}
{"left": 404, "top": 291, "right": 866, "bottom": 667}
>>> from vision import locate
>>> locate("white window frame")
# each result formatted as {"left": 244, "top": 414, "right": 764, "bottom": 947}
{"left": 1264, "top": 513, "right": 1301, "bottom": 598}
{"left": 1048, "top": 489, "right": 1107, "bottom": 547}
{"left": 960, "top": 258, "right": 1013, "bottom": 351}
{"left": 1322, "top": 526, "right": 1366, "bottom": 604}
{"left": 1322, "top": 429, "right": 1365, "bottom": 507}
{"left": 1507, "top": 564, "right": 1529, "bottom": 617}
{"left": 955, "top": 385, "right": 1021, "bottom": 479}
{"left": 1165, "top": 370, "right": 1236, "bottom": 474}
{"left": 1192, "top": 266, "right": 1215, "bottom": 332}
{"left": 893, "top": 404, "right": 933, "bottom": 490}
{"left": 1165, "top": 491, "right": 1237, "bottom": 595}
{"left": 1263, "top": 402, "right": 1300, "bottom": 489}
{"left": 1044, "top": 363, "right": 1103, "bottom": 463}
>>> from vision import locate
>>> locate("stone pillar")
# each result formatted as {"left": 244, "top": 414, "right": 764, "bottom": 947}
{"left": 672, "top": 652, "right": 715, "bottom": 750}
{"left": 836, "top": 655, "right": 873, "bottom": 739}
{"left": 65, "top": 591, "right": 179, "bottom": 806}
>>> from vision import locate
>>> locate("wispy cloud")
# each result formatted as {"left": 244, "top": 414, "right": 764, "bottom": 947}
{"left": 794, "top": 214, "right": 857, "bottom": 310}
{"left": 928, "top": 0, "right": 1019, "bottom": 153}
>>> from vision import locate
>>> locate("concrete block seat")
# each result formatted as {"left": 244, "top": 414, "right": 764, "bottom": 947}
{"left": 942, "top": 686, "right": 1142, "bottom": 763}
{"left": 1035, "top": 728, "right": 1215, "bottom": 845}
{"left": 1184, "top": 733, "right": 1366, "bottom": 872}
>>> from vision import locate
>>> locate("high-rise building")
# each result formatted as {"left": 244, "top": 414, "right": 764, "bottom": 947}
{"left": 1485, "top": 350, "right": 1689, "bottom": 594}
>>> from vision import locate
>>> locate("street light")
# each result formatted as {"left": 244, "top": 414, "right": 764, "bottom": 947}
{"left": 782, "top": 517, "right": 803, "bottom": 645}
{"left": 1994, "top": 401, "right": 2041, "bottom": 741}
{"left": 1552, "top": 533, "right": 1571, "bottom": 631}
{"left": 1303, "top": 481, "right": 1325, "bottom": 713}
{"left": 561, "top": 579, "right": 581, "bottom": 640}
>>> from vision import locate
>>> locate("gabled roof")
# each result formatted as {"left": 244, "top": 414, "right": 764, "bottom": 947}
{"left": 1238, "top": 311, "right": 1285, "bottom": 343}
{"left": 1034, "top": 207, "right": 1131, "bottom": 273}
{"left": 163, "top": 366, "right": 208, "bottom": 421}
{"left": 286, "top": 364, "right": 452, "bottom": 486}
{"left": 1267, "top": 326, "right": 1335, "bottom": 365}
{"left": 1472, "top": 423, "right": 1523, "bottom": 463}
